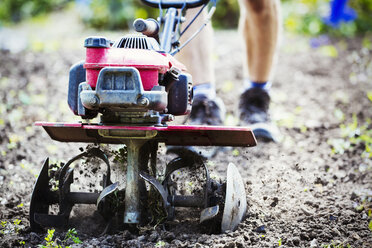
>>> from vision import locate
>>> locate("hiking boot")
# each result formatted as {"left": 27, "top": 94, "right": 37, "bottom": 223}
{"left": 239, "top": 88, "right": 279, "bottom": 142}
{"left": 188, "top": 94, "right": 226, "bottom": 126}
{"left": 167, "top": 95, "right": 226, "bottom": 159}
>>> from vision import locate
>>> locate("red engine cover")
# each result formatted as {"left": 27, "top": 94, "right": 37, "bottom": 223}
{"left": 85, "top": 48, "right": 174, "bottom": 91}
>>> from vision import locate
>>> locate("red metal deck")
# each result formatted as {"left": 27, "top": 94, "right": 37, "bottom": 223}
{"left": 35, "top": 122, "right": 257, "bottom": 147}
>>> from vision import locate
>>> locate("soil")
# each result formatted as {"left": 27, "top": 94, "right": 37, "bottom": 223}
{"left": 0, "top": 12, "right": 371, "bottom": 248}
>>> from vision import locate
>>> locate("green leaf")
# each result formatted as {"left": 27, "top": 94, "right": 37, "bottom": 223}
{"left": 155, "top": 241, "right": 166, "bottom": 247}
{"left": 232, "top": 149, "right": 240, "bottom": 156}
{"left": 367, "top": 91, "right": 372, "bottom": 102}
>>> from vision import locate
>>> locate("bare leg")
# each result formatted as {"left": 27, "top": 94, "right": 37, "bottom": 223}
{"left": 176, "top": 8, "right": 215, "bottom": 87}
{"left": 238, "top": 0, "right": 281, "bottom": 142}
{"left": 238, "top": 0, "right": 280, "bottom": 83}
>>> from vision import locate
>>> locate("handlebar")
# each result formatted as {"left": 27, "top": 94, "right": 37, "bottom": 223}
{"left": 141, "top": 0, "right": 210, "bottom": 9}
{"left": 134, "top": 18, "right": 159, "bottom": 36}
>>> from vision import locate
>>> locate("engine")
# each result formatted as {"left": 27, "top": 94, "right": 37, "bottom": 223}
{"left": 67, "top": 34, "right": 193, "bottom": 125}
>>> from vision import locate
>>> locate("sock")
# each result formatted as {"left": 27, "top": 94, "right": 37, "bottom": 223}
{"left": 193, "top": 83, "right": 216, "bottom": 99}
{"left": 244, "top": 79, "right": 271, "bottom": 92}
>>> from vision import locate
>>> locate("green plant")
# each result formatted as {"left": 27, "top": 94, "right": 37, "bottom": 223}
{"left": 40, "top": 229, "right": 58, "bottom": 248}
{"left": 155, "top": 240, "right": 166, "bottom": 248}
{"left": 329, "top": 114, "right": 372, "bottom": 158}
{"left": 0, "top": 219, "right": 23, "bottom": 235}
{"left": 39, "top": 228, "right": 82, "bottom": 248}
{"left": 64, "top": 228, "right": 82, "bottom": 245}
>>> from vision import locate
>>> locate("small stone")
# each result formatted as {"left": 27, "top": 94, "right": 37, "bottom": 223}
{"left": 331, "top": 228, "right": 341, "bottom": 237}
{"left": 351, "top": 232, "right": 360, "bottom": 240}
{"left": 301, "top": 206, "right": 314, "bottom": 216}
{"left": 329, "top": 215, "right": 337, "bottom": 221}
{"left": 149, "top": 231, "right": 159, "bottom": 242}
{"left": 270, "top": 197, "right": 279, "bottom": 207}
{"left": 163, "top": 231, "right": 175, "bottom": 241}
{"left": 300, "top": 233, "right": 309, "bottom": 241}
{"left": 254, "top": 225, "right": 266, "bottom": 233}
{"left": 292, "top": 237, "right": 300, "bottom": 246}
{"left": 137, "top": 235, "right": 146, "bottom": 242}
{"left": 310, "top": 239, "right": 318, "bottom": 247}
{"left": 197, "top": 235, "right": 207, "bottom": 243}
{"left": 362, "top": 212, "right": 368, "bottom": 219}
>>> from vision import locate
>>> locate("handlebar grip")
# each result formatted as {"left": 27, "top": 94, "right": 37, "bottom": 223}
{"left": 134, "top": 18, "right": 159, "bottom": 36}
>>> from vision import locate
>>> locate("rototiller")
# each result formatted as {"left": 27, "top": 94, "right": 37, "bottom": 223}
{"left": 30, "top": 0, "right": 256, "bottom": 233}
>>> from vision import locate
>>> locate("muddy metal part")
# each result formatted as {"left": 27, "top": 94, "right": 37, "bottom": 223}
{"left": 30, "top": 123, "right": 256, "bottom": 233}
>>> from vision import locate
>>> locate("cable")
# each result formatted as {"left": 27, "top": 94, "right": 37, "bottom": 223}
{"left": 171, "top": 3, "right": 216, "bottom": 56}
{"left": 179, "top": 4, "right": 206, "bottom": 38}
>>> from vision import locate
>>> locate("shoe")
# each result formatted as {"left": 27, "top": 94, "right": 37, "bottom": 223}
{"left": 167, "top": 95, "right": 226, "bottom": 159}
{"left": 239, "top": 88, "right": 279, "bottom": 142}
{"left": 188, "top": 94, "right": 226, "bottom": 126}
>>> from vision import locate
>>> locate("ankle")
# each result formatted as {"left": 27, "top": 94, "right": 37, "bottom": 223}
{"left": 244, "top": 79, "right": 271, "bottom": 92}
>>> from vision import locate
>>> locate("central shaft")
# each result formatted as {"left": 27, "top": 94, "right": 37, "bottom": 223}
{"left": 123, "top": 140, "right": 147, "bottom": 224}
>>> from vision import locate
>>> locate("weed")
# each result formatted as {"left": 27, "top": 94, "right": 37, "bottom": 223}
{"left": 64, "top": 228, "right": 82, "bottom": 244}
{"left": 155, "top": 240, "right": 166, "bottom": 247}
{"left": 0, "top": 219, "right": 23, "bottom": 235}
{"left": 329, "top": 114, "right": 372, "bottom": 158}
{"left": 278, "top": 237, "right": 282, "bottom": 246}
{"left": 38, "top": 229, "right": 58, "bottom": 248}
{"left": 232, "top": 149, "right": 240, "bottom": 156}
{"left": 38, "top": 228, "right": 82, "bottom": 248}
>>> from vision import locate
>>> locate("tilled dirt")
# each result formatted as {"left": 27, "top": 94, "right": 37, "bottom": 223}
{"left": 0, "top": 25, "right": 371, "bottom": 248}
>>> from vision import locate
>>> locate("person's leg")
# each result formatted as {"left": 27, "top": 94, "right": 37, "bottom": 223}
{"left": 177, "top": 8, "right": 215, "bottom": 90}
{"left": 177, "top": 8, "right": 225, "bottom": 125}
{"left": 238, "top": 0, "right": 281, "bottom": 141}
{"left": 238, "top": 0, "right": 280, "bottom": 84}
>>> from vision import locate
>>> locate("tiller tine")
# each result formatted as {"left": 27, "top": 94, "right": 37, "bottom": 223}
{"left": 97, "top": 182, "right": 119, "bottom": 206}
{"left": 142, "top": 158, "right": 247, "bottom": 232}
{"left": 221, "top": 163, "right": 247, "bottom": 233}
{"left": 199, "top": 205, "right": 219, "bottom": 223}
{"left": 29, "top": 148, "right": 115, "bottom": 231}
{"left": 30, "top": 158, "right": 57, "bottom": 231}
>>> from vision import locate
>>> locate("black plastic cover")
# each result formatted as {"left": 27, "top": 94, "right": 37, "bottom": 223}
{"left": 84, "top": 37, "right": 110, "bottom": 48}
{"left": 68, "top": 61, "right": 86, "bottom": 115}
{"left": 167, "top": 73, "right": 193, "bottom": 115}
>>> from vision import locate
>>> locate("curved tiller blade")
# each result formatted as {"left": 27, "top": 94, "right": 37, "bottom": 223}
{"left": 221, "top": 163, "right": 247, "bottom": 233}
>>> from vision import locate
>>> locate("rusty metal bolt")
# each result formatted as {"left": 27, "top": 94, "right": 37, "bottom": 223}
{"left": 137, "top": 96, "right": 149, "bottom": 107}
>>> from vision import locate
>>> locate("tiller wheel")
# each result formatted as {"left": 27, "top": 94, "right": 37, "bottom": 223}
{"left": 30, "top": 148, "right": 115, "bottom": 231}
{"left": 31, "top": 124, "right": 255, "bottom": 233}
